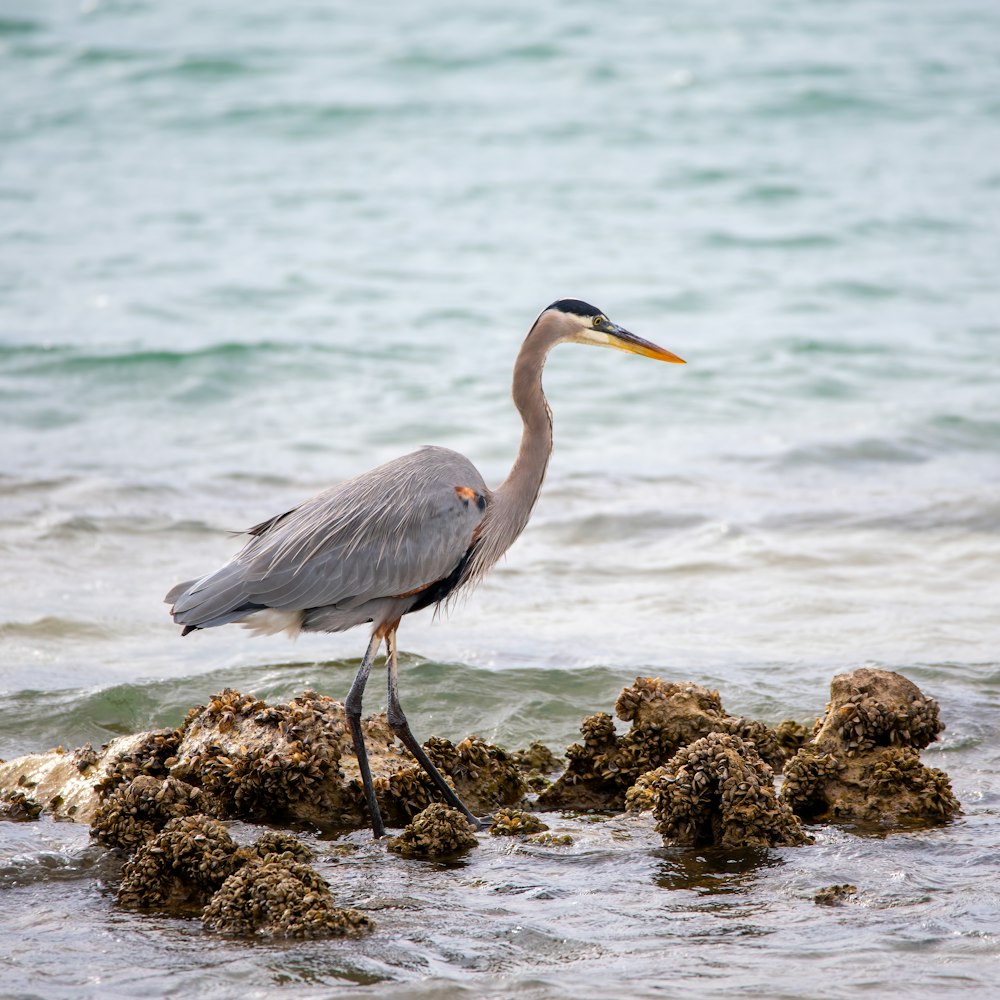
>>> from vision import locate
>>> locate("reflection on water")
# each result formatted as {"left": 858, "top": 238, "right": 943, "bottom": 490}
{"left": 653, "top": 845, "right": 782, "bottom": 895}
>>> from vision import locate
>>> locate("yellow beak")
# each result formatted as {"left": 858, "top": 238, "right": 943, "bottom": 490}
{"left": 610, "top": 325, "right": 686, "bottom": 364}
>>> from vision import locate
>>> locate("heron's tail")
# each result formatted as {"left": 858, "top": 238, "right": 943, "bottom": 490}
{"left": 165, "top": 567, "right": 265, "bottom": 634}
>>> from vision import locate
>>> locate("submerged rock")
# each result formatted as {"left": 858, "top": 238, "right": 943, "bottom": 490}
{"left": 632, "top": 732, "right": 810, "bottom": 848}
{"left": 814, "top": 883, "right": 858, "bottom": 906}
{"left": 386, "top": 802, "right": 479, "bottom": 858}
{"left": 202, "top": 855, "right": 373, "bottom": 939}
{"left": 538, "top": 678, "right": 784, "bottom": 811}
{"left": 780, "top": 669, "right": 960, "bottom": 828}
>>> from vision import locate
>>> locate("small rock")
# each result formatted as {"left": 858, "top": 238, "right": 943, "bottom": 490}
{"left": 488, "top": 808, "right": 549, "bottom": 836}
{"left": 202, "top": 856, "right": 373, "bottom": 939}
{"left": 386, "top": 802, "right": 479, "bottom": 858}
{"left": 814, "top": 884, "right": 858, "bottom": 906}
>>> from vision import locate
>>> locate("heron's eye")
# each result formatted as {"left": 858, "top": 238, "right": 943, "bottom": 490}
{"left": 592, "top": 316, "right": 603, "bottom": 328}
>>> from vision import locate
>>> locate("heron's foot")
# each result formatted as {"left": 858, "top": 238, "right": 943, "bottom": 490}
{"left": 472, "top": 813, "right": 493, "bottom": 831}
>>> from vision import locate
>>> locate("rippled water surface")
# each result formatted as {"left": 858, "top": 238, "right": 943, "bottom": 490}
{"left": 2, "top": 0, "right": 1000, "bottom": 997}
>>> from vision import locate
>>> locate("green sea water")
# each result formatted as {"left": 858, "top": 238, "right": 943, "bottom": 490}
{"left": 2, "top": 1, "right": 1000, "bottom": 997}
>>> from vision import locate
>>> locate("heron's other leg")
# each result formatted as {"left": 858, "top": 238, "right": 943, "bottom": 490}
{"left": 345, "top": 631, "right": 385, "bottom": 838}
{"left": 385, "top": 627, "right": 484, "bottom": 829}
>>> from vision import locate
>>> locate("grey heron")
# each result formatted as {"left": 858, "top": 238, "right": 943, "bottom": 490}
{"left": 166, "top": 299, "right": 685, "bottom": 837}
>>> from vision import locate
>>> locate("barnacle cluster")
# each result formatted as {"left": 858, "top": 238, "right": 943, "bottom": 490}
{"left": 773, "top": 720, "right": 812, "bottom": 757}
{"left": 510, "top": 741, "right": 561, "bottom": 790}
{"left": 73, "top": 743, "right": 101, "bottom": 775}
{"left": 538, "top": 678, "right": 785, "bottom": 811}
{"left": 117, "top": 814, "right": 242, "bottom": 913}
{"left": 94, "top": 727, "right": 184, "bottom": 799}
{"left": 92, "top": 774, "right": 210, "bottom": 851}
{"left": 814, "top": 884, "right": 857, "bottom": 906}
{"left": 377, "top": 736, "right": 526, "bottom": 825}
{"left": 386, "top": 802, "right": 479, "bottom": 858}
{"left": 780, "top": 669, "right": 959, "bottom": 827}
{"left": 637, "top": 732, "right": 809, "bottom": 848}
{"left": 425, "top": 736, "right": 526, "bottom": 815}
{"left": 202, "top": 856, "right": 372, "bottom": 939}
{"left": 113, "top": 811, "right": 372, "bottom": 939}
{"left": 526, "top": 832, "right": 574, "bottom": 846}
{"left": 245, "top": 830, "right": 314, "bottom": 863}
{"left": 171, "top": 689, "right": 359, "bottom": 827}
{"left": 0, "top": 789, "right": 42, "bottom": 821}
{"left": 489, "top": 807, "right": 549, "bottom": 836}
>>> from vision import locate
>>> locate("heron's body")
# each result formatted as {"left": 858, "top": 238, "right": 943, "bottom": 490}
{"left": 167, "top": 299, "right": 684, "bottom": 837}
{"left": 166, "top": 446, "right": 489, "bottom": 638}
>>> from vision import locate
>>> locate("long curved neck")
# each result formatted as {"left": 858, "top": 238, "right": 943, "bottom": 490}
{"left": 459, "top": 311, "right": 567, "bottom": 588}
{"left": 494, "top": 330, "right": 555, "bottom": 534}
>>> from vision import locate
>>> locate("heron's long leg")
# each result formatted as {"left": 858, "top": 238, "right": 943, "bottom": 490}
{"left": 345, "top": 631, "right": 385, "bottom": 838}
{"left": 385, "top": 628, "right": 483, "bottom": 829}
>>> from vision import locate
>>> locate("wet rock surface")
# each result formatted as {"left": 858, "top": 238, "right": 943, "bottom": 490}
{"left": 630, "top": 732, "right": 810, "bottom": 848}
{"left": 387, "top": 803, "right": 479, "bottom": 858}
{"left": 780, "top": 668, "right": 960, "bottom": 827}
{"left": 538, "top": 678, "right": 784, "bottom": 811}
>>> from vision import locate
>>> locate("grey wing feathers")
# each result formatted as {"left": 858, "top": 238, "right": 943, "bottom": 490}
{"left": 167, "top": 447, "right": 488, "bottom": 630}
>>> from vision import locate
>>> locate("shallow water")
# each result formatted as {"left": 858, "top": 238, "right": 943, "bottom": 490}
{"left": 2, "top": 0, "right": 1000, "bottom": 996}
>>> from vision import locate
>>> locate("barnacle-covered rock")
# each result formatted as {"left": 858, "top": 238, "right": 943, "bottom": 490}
{"left": 539, "top": 679, "right": 785, "bottom": 811}
{"left": 639, "top": 732, "right": 809, "bottom": 848}
{"left": 117, "top": 814, "right": 242, "bottom": 913}
{"left": 536, "top": 712, "right": 622, "bottom": 810}
{"left": 814, "top": 884, "right": 857, "bottom": 906}
{"left": 425, "top": 736, "right": 526, "bottom": 815}
{"left": 0, "top": 789, "right": 42, "bottom": 821}
{"left": 171, "top": 689, "right": 364, "bottom": 828}
{"left": 92, "top": 774, "right": 209, "bottom": 851}
{"left": 489, "top": 808, "right": 549, "bottom": 836}
{"left": 73, "top": 743, "right": 101, "bottom": 775}
{"left": 202, "top": 855, "right": 373, "bottom": 939}
{"left": 774, "top": 720, "right": 812, "bottom": 757}
{"left": 0, "top": 731, "right": 160, "bottom": 823}
{"left": 95, "top": 727, "right": 184, "bottom": 797}
{"left": 386, "top": 802, "right": 479, "bottom": 858}
{"left": 243, "top": 830, "right": 313, "bottom": 864}
{"left": 815, "top": 668, "right": 944, "bottom": 755}
{"left": 376, "top": 736, "right": 526, "bottom": 825}
{"left": 510, "top": 742, "right": 561, "bottom": 790}
{"left": 526, "top": 832, "right": 574, "bottom": 846}
{"left": 780, "top": 669, "right": 959, "bottom": 828}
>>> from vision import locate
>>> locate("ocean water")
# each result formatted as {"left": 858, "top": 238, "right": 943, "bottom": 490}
{"left": 2, "top": 0, "right": 1000, "bottom": 996}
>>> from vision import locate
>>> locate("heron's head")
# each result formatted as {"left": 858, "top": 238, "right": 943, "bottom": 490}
{"left": 544, "top": 298, "right": 685, "bottom": 364}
